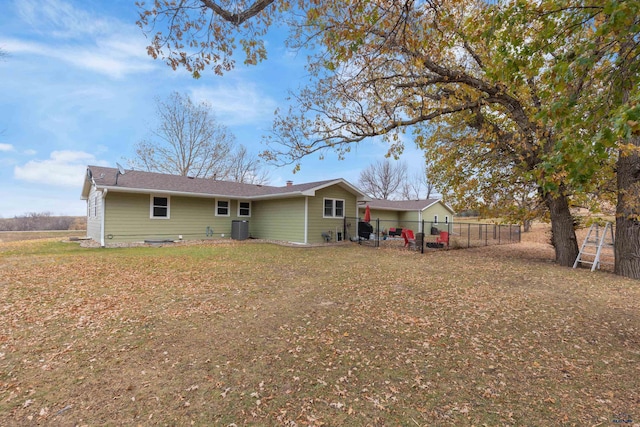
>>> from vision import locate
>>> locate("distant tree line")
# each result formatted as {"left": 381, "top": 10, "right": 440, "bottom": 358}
{"left": 0, "top": 213, "right": 86, "bottom": 231}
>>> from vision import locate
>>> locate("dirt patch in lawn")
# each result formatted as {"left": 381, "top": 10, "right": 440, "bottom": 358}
{"left": 0, "top": 236, "right": 638, "bottom": 426}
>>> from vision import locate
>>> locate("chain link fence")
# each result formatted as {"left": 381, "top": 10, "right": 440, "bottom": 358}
{"left": 344, "top": 217, "right": 521, "bottom": 252}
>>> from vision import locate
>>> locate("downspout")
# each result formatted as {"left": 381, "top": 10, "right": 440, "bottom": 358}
{"left": 100, "top": 189, "right": 107, "bottom": 247}
{"left": 304, "top": 196, "right": 308, "bottom": 244}
{"left": 357, "top": 200, "right": 362, "bottom": 241}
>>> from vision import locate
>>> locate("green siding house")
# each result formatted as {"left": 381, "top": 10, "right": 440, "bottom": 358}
{"left": 81, "top": 165, "right": 369, "bottom": 246}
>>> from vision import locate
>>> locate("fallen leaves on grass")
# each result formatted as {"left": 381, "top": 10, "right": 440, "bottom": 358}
{"left": 0, "top": 239, "right": 638, "bottom": 425}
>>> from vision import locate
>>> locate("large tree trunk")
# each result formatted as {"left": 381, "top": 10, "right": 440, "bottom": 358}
{"left": 615, "top": 136, "right": 640, "bottom": 279}
{"left": 544, "top": 191, "right": 579, "bottom": 267}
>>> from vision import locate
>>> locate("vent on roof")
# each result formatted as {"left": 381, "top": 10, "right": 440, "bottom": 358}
{"left": 188, "top": 176, "right": 195, "bottom": 179}
{"left": 286, "top": 180, "right": 293, "bottom": 187}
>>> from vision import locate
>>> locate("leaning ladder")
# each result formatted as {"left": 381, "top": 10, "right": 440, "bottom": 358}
{"left": 572, "top": 222, "right": 615, "bottom": 271}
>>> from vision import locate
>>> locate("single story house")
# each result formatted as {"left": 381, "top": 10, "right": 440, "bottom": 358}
{"left": 81, "top": 165, "right": 370, "bottom": 246}
{"left": 359, "top": 199, "right": 455, "bottom": 235}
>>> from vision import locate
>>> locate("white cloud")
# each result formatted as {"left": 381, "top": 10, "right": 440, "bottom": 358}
{"left": 0, "top": 143, "right": 14, "bottom": 152}
{"left": 15, "top": 0, "right": 115, "bottom": 39}
{"left": 190, "top": 82, "right": 278, "bottom": 126}
{"left": 4, "top": 0, "right": 155, "bottom": 79}
{"left": 1, "top": 35, "right": 154, "bottom": 79}
{"left": 14, "top": 150, "right": 104, "bottom": 187}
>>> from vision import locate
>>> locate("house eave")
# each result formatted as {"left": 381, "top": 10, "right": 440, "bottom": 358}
{"left": 80, "top": 178, "right": 94, "bottom": 200}
{"left": 419, "top": 200, "right": 439, "bottom": 211}
{"left": 95, "top": 185, "right": 311, "bottom": 201}
{"left": 93, "top": 177, "right": 372, "bottom": 202}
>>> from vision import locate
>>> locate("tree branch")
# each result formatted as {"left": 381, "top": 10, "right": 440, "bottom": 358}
{"left": 199, "top": 0, "right": 275, "bottom": 25}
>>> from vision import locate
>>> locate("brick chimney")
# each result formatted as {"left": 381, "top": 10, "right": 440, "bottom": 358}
{"left": 286, "top": 180, "right": 293, "bottom": 187}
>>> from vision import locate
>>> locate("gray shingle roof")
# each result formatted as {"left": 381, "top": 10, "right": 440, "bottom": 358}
{"left": 84, "top": 166, "right": 364, "bottom": 200}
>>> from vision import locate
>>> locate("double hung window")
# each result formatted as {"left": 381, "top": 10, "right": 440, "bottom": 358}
{"left": 238, "top": 201, "right": 251, "bottom": 217}
{"left": 151, "top": 196, "right": 170, "bottom": 219}
{"left": 216, "top": 200, "right": 230, "bottom": 216}
{"left": 323, "top": 198, "right": 345, "bottom": 218}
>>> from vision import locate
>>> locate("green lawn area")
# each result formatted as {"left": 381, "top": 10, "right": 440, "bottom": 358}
{"left": 0, "top": 238, "right": 638, "bottom": 425}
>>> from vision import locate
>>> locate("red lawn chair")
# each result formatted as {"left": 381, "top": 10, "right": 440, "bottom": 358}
{"left": 436, "top": 231, "right": 449, "bottom": 247}
{"left": 402, "top": 229, "right": 417, "bottom": 249}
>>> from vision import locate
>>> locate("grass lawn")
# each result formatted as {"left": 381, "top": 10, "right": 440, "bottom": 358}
{"left": 0, "top": 234, "right": 638, "bottom": 426}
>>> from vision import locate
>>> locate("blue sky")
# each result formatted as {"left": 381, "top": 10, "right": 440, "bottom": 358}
{"left": 0, "top": 0, "right": 426, "bottom": 218}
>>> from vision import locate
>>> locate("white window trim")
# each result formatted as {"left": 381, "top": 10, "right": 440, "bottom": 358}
{"left": 445, "top": 215, "right": 449, "bottom": 224}
{"left": 237, "top": 201, "right": 251, "bottom": 217}
{"left": 434, "top": 215, "right": 439, "bottom": 224}
{"left": 150, "top": 195, "right": 170, "bottom": 219}
{"left": 323, "top": 198, "right": 345, "bottom": 218}
{"left": 216, "top": 199, "right": 230, "bottom": 217}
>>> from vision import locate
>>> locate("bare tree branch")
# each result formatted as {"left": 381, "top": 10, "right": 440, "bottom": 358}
{"left": 200, "top": 0, "right": 276, "bottom": 25}
{"left": 128, "top": 92, "right": 269, "bottom": 183}
{"left": 358, "top": 159, "right": 407, "bottom": 200}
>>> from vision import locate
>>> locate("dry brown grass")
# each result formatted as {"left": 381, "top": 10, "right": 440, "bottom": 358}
{"left": 0, "top": 230, "right": 85, "bottom": 244}
{"left": 0, "top": 235, "right": 638, "bottom": 426}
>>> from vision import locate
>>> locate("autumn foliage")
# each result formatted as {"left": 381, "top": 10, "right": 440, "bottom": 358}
{"left": 136, "top": 0, "right": 640, "bottom": 277}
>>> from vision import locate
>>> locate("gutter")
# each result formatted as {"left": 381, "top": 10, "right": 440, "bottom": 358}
{"left": 94, "top": 180, "right": 372, "bottom": 202}
{"left": 96, "top": 185, "right": 312, "bottom": 201}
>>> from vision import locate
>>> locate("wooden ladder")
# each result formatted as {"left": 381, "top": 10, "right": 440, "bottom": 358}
{"left": 573, "top": 222, "right": 615, "bottom": 271}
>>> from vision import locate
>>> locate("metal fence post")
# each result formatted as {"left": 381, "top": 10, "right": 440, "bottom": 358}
{"left": 343, "top": 217, "right": 347, "bottom": 243}
{"left": 376, "top": 218, "right": 380, "bottom": 248}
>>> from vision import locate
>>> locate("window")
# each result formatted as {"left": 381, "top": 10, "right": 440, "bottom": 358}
{"left": 434, "top": 215, "right": 439, "bottom": 224}
{"left": 324, "top": 199, "right": 333, "bottom": 217}
{"left": 445, "top": 216, "right": 449, "bottom": 224}
{"left": 216, "top": 199, "right": 230, "bottom": 216}
{"left": 238, "top": 201, "right": 251, "bottom": 217}
{"left": 151, "top": 196, "right": 170, "bottom": 219}
{"left": 323, "top": 198, "right": 345, "bottom": 218}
